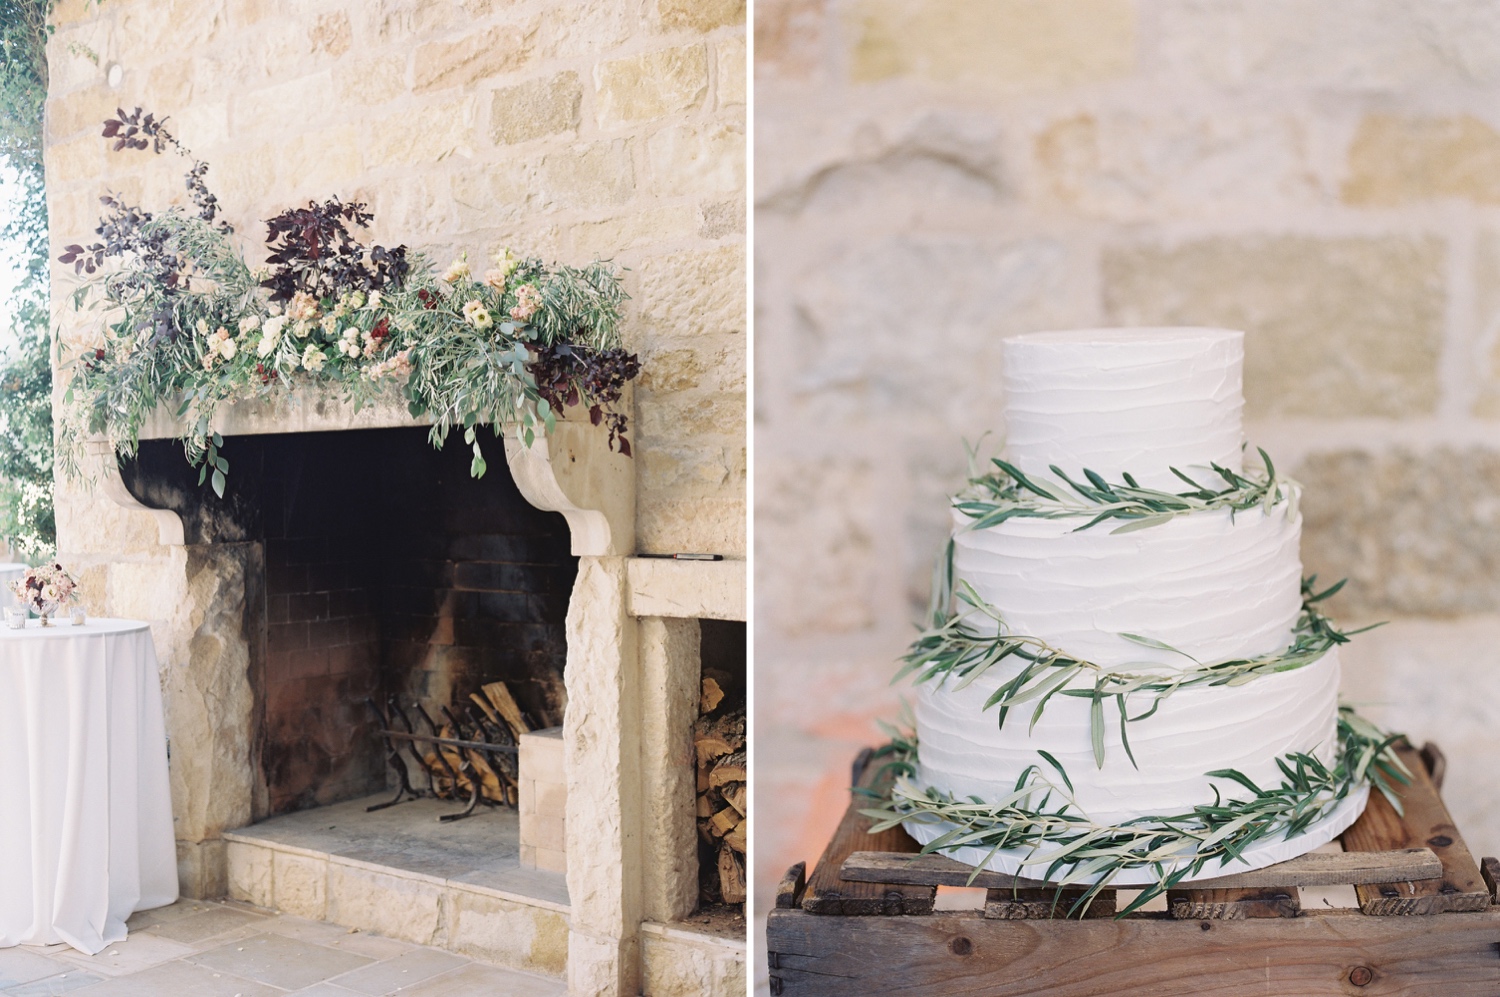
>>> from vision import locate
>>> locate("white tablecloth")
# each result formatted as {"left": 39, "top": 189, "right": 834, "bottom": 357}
{"left": 0, "top": 618, "right": 177, "bottom": 953}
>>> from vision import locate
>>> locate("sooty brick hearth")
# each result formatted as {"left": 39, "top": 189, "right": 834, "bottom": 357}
{"left": 122, "top": 425, "right": 576, "bottom": 816}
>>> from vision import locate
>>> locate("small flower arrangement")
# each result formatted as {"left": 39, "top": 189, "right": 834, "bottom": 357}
{"left": 10, "top": 563, "right": 78, "bottom": 625}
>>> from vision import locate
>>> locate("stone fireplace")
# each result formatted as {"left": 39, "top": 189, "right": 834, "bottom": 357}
{"left": 61, "top": 394, "right": 746, "bottom": 995}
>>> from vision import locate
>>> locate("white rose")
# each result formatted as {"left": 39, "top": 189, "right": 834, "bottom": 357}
{"left": 366, "top": 290, "right": 382, "bottom": 310}
{"left": 256, "top": 333, "right": 279, "bottom": 359}
{"left": 238, "top": 315, "right": 262, "bottom": 335}
{"left": 218, "top": 338, "right": 238, "bottom": 360}
{"left": 263, "top": 315, "right": 286, "bottom": 338}
{"left": 301, "top": 344, "right": 327, "bottom": 372}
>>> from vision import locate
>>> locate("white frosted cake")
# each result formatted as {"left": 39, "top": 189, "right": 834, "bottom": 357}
{"left": 904, "top": 328, "right": 1363, "bottom": 878}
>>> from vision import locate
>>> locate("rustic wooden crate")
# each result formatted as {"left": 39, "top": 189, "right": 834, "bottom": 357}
{"left": 766, "top": 742, "right": 1500, "bottom": 996}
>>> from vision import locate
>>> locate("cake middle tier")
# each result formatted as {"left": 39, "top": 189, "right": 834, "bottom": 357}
{"left": 951, "top": 501, "right": 1303, "bottom": 671}
{"left": 913, "top": 645, "right": 1341, "bottom": 826}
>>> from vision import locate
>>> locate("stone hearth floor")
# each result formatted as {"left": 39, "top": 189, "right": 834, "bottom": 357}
{"left": 0, "top": 899, "right": 562, "bottom": 996}
{"left": 226, "top": 793, "right": 569, "bottom": 907}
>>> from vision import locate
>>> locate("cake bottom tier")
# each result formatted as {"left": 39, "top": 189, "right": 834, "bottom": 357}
{"left": 913, "top": 647, "right": 1342, "bottom": 827}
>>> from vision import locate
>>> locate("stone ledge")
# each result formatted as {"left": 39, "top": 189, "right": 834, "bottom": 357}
{"left": 138, "top": 389, "right": 429, "bottom": 441}
{"left": 627, "top": 557, "right": 746, "bottom": 620}
{"left": 640, "top": 920, "right": 747, "bottom": 997}
{"left": 640, "top": 919, "right": 747, "bottom": 952}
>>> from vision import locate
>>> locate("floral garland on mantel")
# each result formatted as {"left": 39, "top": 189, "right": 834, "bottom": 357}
{"left": 860, "top": 705, "right": 1409, "bottom": 917}
{"left": 57, "top": 108, "right": 639, "bottom": 496}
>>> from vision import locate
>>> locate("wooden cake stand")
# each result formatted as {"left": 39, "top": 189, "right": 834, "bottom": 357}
{"left": 766, "top": 742, "right": 1500, "bottom": 995}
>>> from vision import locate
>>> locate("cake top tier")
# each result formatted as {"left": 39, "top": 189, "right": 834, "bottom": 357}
{"left": 1001, "top": 327, "right": 1245, "bottom": 490}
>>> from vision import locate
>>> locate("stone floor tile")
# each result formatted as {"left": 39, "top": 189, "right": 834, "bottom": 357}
{"left": 286, "top": 985, "right": 362, "bottom": 996}
{"left": 260, "top": 918, "right": 417, "bottom": 960}
{"left": 122, "top": 900, "right": 199, "bottom": 933}
{"left": 0, "top": 950, "right": 75, "bottom": 989}
{"left": 2, "top": 972, "right": 104, "bottom": 996}
{"left": 61, "top": 960, "right": 280, "bottom": 997}
{"left": 137, "top": 905, "right": 271, "bottom": 946}
{"left": 53, "top": 934, "right": 195, "bottom": 977}
{"left": 393, "top": 962, "right": 564, "bottom": 997}
{"left": 329, "top": 948, "right": 469, "bottom": 995}
{"left": 187, "top": 932, "right": 374, "bottom": 991}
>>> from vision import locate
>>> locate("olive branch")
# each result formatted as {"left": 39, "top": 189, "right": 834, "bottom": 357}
{"left": 859, "top": 705, "right": 1409, "bottom": 918}
{"left": 900, "top": 573, "right": 1373, "bottom": 770}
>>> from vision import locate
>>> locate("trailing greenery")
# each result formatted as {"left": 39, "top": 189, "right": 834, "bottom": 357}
{"left": 57, "top": 108, "right": 637, "bottom": 494}
{"left": 0, "top": 0, "right": 56, "bottom": 559}
{"left": 903, "top": 545, "right": 1373, "bottom": 768}
{"left": 954, "top": 448, "right": 1295, "bottom": 535}
{"left": 860, "top": 705, "right": 1409, "bottom": 917}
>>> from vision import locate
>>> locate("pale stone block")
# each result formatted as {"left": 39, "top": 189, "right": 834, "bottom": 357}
{"left": 641, "top": 932, "right": 715, "bottom": 997}
{"left": 1103, "top": 236, "right": 1444, "bottom": 418}
{"left": 43, "top": 134, "right": 105, "bottom": 189}
{"left": 335, "top": 52, "right": 410, "bottom": 105}
{"left": 593, "top": 45, "right": 708, "bottom": 126}
{"left": 568, "top": 205, "right": 700, "bottom": 256}
{"left": 716, "top": 36, "right": 747, "bottom": 108}
{"left": 521, "top": 728, "right": 566, "bottom": 783}
{"left": 46, "top": 87, "right": 121, "bottom": 142}
{"left": 450, "top": 890, "right": 569, "bottom": 977}
{"left": 490, "top": 72, "right": 583, "bottom": 145}
{"left": 414, "top": 22, "right": 536, "bottom": 92}
{"left": 657, "top": 0, "right": 744, "bottom": 33}
{"left": 534, "top": 779, "right": 568, "bottom": 819}
{"left": 627, "top": 558, "right": 745, "bottom": 621}
{"left": 647, "top": 122, "right": 745, "bottom": 198}
{"left": 272, "top": 850, "right": 329, "bottom": 920}
{"left": 636, "top": 245, "right": 745, "bottom": 342}
{"left": 362, "top": 97, "right": 476, "bottom": 169}
{"left": 529, "top": 813, "right": 566, "bottom": 844}
{"left": 713, "top": 949, "right": 748, "bottom": 997}
{"left": 1344, "top": 114, "right": 1500, "bottom": 206}
{"left": 1297, "top": 449, "right": 1500, "bottom": 617}
{"left": 542, "top": 0, "right": 636, "bottom": 60}
{"left": 698, "top": 198, "right": 744, "bottom": 239}
{"left": 534, "top": 846, "right": 568, "bottom": 874}
{"left": 226, "top": 842, "right": 274, "bottom": 909}
{"left": 520, "top": 843, "right": 537, "bottom": 866}
{"left": 569, "top": 929, "right": 636, "bottom": 997}
{"left": 638, "top": 617, "right": 700, "bottom": 923}
{"left": 536, "top": 139, "right": 636, "bottom": 210}
{"left": 519, "top": 776, "right": 538, "bottom": 816}
{"left": 307, "top": 10, "right": 352, "bottom": 57}
{"left": 176, "top": 838, "right": 227, "bottom": 901}
{"left": 847, "top": 0, "right": 1135, "bottom": 86}
{"left": 236, "top": 73, "right": 339, "bottom": 135}
{"left": 326, "top": 863, "right": 446, "bottom": 946}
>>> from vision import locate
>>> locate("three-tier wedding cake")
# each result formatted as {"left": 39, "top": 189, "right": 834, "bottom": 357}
{"left": 892, "top": 327, "right": 1372, "bottom": 884}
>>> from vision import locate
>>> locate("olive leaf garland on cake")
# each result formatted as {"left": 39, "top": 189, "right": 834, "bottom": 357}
{"left": 57, "top": 107, "right": 639, "bottom": 496}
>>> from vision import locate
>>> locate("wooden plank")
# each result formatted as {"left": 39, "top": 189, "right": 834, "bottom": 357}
{"left": 766, "top": 906, "right": 1500, "bottom": 996}
{"left": 1167, "top": 886, "right": 1298, "bottom": 920}
{"left": 800, "top": 749, "right": 935, "bottom": 916}
{"left": 1481, "top": 856, "right": 1500, "bottom": 903}
{"left": 985, "top": 887, "right": 1116, "bottom": 920}
{"left": 841, "top": 846, "right": 1442, "bottom": 891}
{"left": 1341, "top": 743, "right": 1490, "bottom": 915}
{"left": 777, "top": 862, "right": 807, "bottom": 910}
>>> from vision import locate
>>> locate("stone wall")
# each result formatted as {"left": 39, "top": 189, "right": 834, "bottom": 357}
{"left": 754, "top": 0, "right": 1500, "bottom": 968}
{"left": 45, "top": 0, "right": 746, "bottom": 554}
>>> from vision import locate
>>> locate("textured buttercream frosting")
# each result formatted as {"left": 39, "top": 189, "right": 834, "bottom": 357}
{"left": 915, "top": 326, "right": 1343, "bottom": 843}
{"left": 1002, "top": 327, "right": 1244, "bottom": 491}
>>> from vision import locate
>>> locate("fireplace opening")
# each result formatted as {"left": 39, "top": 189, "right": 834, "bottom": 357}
{"left": 120, "top": 425, "right": 576, "bottom": 819}
{"left": 693, "top": 618, "right": 747, "bottom": 926}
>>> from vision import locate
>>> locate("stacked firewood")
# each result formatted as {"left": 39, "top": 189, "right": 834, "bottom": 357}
{"left": 695, "top": 677, "right": 746, "bottom": 905}
{"left": 426, "top": 681, "right": 528, "bottom": 805}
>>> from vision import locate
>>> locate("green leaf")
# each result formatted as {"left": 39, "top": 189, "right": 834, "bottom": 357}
{"left": 1089, "top": 694, "right": 1105, "bottom": 769}
{"left": 210, "top": 468, "right": 226, "bottom": 498}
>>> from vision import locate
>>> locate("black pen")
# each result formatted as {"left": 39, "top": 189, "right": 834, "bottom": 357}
{"left": 636, "top": 553, "right": 724, "bottom": 561}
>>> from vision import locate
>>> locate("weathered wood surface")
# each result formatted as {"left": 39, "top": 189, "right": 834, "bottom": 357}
{"left": 1420, "top": 741, "right": 1447, "bottom": 791}
{"left": 1482, "top": 856, "right": 1500, "bottom": 903}
{"left": 842, "top": 846, "right": 1443, "bottom": 891}
{"left": 800, "top": 749, "right": 934, "bottom": 916}
{"left": 776, "top": 862, "right": 807, "bottom": 910}
{"left": 1341, "top": 743, "right": 1490, "bottom": 915}
{"left": 766, "top": 907, "right": 1500, "bottom": 996}
{"left": 1167, "top": 886, "right": 1299, "bottom": 920}
{"left": 984, "top": 887, "right": 1116, "bottom": 920}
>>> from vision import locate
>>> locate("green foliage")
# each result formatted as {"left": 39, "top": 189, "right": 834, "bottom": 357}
{"left": 860, "top": 705, "right": 1410, "bottom": 917}
{"left": 0, "top": 0, "right": 56, "bottom": 560}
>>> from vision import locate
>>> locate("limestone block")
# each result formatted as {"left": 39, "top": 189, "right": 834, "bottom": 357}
{"left": 717, "top": 36, "right": 747, "bottom": 108}
{"left": 308, "top": 11, "right": 352, "bottom": 57}
{"left": 627, "top": 558, "right": 745, "bottom": 621}
{"left": 641, "top": 931, "right": 715, "bottom": 997}
{"left": 1344, "top": 114, "right": 1500, "bottom": 205}
{"left": 535, "top": 139, "right": 636, "bottom": 210}
{"left": 846, "top": 0, "right": 1135, "bottom": 86}
{"left": 490, "top": 72, "right": 583, "bottom": 145}
{"left": 713, "top": 949, "right": 747, "bottom": 997}
{"left": 534, "top": 780, "right": 568, "bottom": 819}
{"left": 638, "top": 617, "right": 700, "bottom": 923}
{"left": 757, "top": 457, "right": 877, "bottom": 636}
{"left": 362, "top": 97, "right": 476, "bottom": 169}
{"left": 568, "top": 205, "right": 701, "bottom": 256}
{"left": 569, "top": 929, "right": 637, "bottom": 997}
{"left": 636, "top": 245, "right": 745, "bottom": 342}
{"left": 1034, "top": 110, "right": 1316, "bottom": 218}
{"left": 414, "top": 22, "right": 536, "bottom": 92}
{"left": 542, "top": 0, "right": 637, "bottom": 60}
{"left": 335, "top": 53, "right": 410, "bottom": 105}
{"left": 450, "top": 889, "right": 570, "bottom": 977}
{"left": 236, "top": 73, "right": 339, "bottom": 135}
{"left": 1102, "top": 236, "right": 1444, "bottom": 418}
{"left": 273, "top": 851, "right": 329, "bottom": 920}
{"left": 226, "top": 841, "right": 274, "bottom": 909}
{"left": 533, "top": 846, "right": 568, "bottom": 874}
{"left": 1297, "top": 448, "right": 1500, "bottom": 618}
{"left": 326, "top": 863, "right": 447, "bottom": 946}
{"left": 657, "top": 0, "right": 744, "bottom": 33}
{"left": 594, "top": 45, "right": 708, "bottom": 126}
{"left": 647, "top": 122, "right": 745, "bottom": 198}
{"left": 46, "top": 86, "right": 121, "bottom": 143}
{"left": 1474, "top": 230, "right": 1500, "bottom": 417}
{"left": 698, "top": 198, "right": 744, "bottom": 239}
{"left": 177, "top": 839, "right": 227, "bottom": 901}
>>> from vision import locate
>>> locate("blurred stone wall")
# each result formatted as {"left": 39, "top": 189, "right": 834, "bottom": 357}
{"left": 754, "top": 0, "right": 1500, "bottom": 950}
{"left": 46, "top": 0, "right": 746, "bottom": 559}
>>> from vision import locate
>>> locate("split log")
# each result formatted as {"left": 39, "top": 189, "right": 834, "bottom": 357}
{"left": 722, "top": 782, "right": 746, "bottom": 816}
{"left": 710, "top": 750, "right": 746, "bottom": 789}
{"left": 694, "top": 710, "right": 745, "bottom": 767}
{"left": 719, "top": 845, "right": 747, "bottom": 904}
{"left": 481, "top": 681, "right": 531, "bottom": 736}
{"left": 701, "top": 676, "right": 725, "bottom": 714}
{"left": 709, "top": 807, "right": 741, "bottom": 839}
{"left": 723, "top": 821, "right": 746, "bottom": 854}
